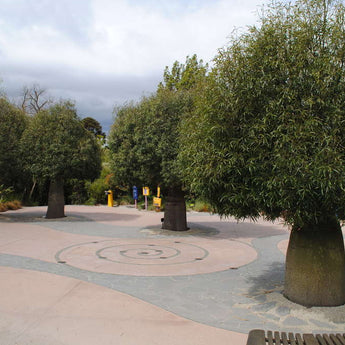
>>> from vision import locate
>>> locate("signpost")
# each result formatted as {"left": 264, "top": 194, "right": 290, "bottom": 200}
{"left": 133, "top": 186, "right": 138, "bottom": 208}
{"left": 143, "top": 186, "right": 150, "bottom": 210}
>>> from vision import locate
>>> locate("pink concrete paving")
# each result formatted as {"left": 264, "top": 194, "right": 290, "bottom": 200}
{"left": 0, "top": 205, "right": 290, "bottom": 344}
{"left": 0, "top": 266, "right": 247, "bottom": 345}
{"left": 0, "top": 205, "right": 286, "bottom": 277}
{"left": 56, "top": 237, "right": 257, "bottom": 276}
{"left": 0, "top": 220, "right": 257, "bottom": 276}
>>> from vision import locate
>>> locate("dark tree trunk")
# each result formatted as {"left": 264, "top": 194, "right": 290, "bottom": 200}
{"left": 46, "top": 177, "right": 65, "bottom": 219}
{"left": 162, "top": 187, "right": 188, "bottom": 231}
{"left": 284, "top": 217, "right": 345, "bottom": 306}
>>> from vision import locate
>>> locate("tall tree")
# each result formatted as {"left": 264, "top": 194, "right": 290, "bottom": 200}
{"left": 20, "top": 101, "right": 102, "bottom": 218}
{"left": 0, "top": 98, "right": 28, "bottom": 191}
{"left": 81, "top": 117, "right": 106, "bottom": 138}
{"left": 20, "top": 84, "right": 53, "bottom": 115}
{"left": 179, "top": 0, "right": 345, "bottom": 306}
{"left": 109, "top": 55, "right": 207, "bottom": 231}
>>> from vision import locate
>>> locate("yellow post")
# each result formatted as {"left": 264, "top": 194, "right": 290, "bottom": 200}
{"left": 154, "top": 186, "right": 162, "bottom": 212}
{"left": 107, "top": 190, "right": 113, "bottom": 207}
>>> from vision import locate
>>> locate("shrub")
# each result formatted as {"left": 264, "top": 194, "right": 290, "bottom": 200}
{"left": 0, "top": 185, "right": 14, "bottom": 203}
{"left": 0, "top": 200, "right": 22, "bottom": 212}
{"left": 187, "top": 199, "right": 213, "bottom": 212}
{"left": 116, "top": 195, "right": 133, "bottom": 205}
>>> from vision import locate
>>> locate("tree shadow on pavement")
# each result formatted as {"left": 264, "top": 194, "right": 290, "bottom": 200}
{"left": 0, "top": 210, "right": 141, "bottom": 223}
{"left": 246, "top": 261, "right": 285, "bottom": 297}
{"left": 186, "top": 220, "right": 288, "bottom": 240}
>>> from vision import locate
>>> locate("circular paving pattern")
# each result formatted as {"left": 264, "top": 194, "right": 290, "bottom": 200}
{"left": 95, "top": 242, "right": 208, "bottom": 265}
{"left": 55, "top": 238, "right": 257, "bottom": 276}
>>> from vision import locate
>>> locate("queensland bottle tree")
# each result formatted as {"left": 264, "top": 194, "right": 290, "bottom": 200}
{"left": 108, "top": 55, "right": 207, "bottom": 231}
{"left": 20, "top": 101, "right": 102, "bottom": 218}
{"left": 179, "top": 0, "right": 345, "bottom": 306}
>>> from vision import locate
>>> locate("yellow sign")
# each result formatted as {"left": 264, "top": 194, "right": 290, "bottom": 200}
{"left": 153, "top": 197, "right": 162, "bottom": 207}
{"left": 143, "top": 187, "right": 150, "bottom": 196}
{"left": 157, "top": 186, "right": 161, "bottom": 198}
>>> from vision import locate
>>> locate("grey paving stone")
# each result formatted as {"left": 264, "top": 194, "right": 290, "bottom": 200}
{"left": 276, "top": 306, "right": 291, "bottom": 317}
{"left": 283, "top": 316, "right": 308, "bottom": 326}
{"left": 259, "top": 313, "right": 280, "bottom": 322}
{"left": 253, "top": 294, "right": 268, "bottom": 303}
{"left": 310, "top": 319, "right": 336, "bottom": 329}
{"left": 251, "top": 302, "right": 277, "bottom": 312}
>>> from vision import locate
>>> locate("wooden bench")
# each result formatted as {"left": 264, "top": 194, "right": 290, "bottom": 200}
{"left": 247, "top": 329, "right": 345, "bottom": 345}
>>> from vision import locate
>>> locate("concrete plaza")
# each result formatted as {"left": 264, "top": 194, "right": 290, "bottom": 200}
{"left": 0, "top": 205, "right": 344, "bottom": 345}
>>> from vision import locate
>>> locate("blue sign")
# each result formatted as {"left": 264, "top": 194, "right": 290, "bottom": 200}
{"left": 133, "top": 186, "right": 138, "bottom": 200}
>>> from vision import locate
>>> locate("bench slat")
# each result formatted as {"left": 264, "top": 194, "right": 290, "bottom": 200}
{"left": 316, "top": 334, "right": 328, "bottom": 345}
{"left": 330, "top": 334, "right": 342, "bottom": 345}
{"left": 336, "top": 334, "right": 345, "bottom": 345}
{"left": 304, "top": 334, "right": 319, "bottom": 345}
{"left": 247, "top": 330, "right": 266, "bottom": 345}
{"left": 295, "top": 333, "right": 304, "bottom": 345}
{"left": 267, "top": 331, "right": 274, "bottom": 345}
{"left": 281, "top": 332, "right": 289, "bottom": 345}
{"left": 274, "top": 331, "right": 281, "bottom": 345}
{"left": 324, "top": 334, "right": 334, "bottom": 345}
{"left": 289, "top": 332, "right": 297, "bottom": 345}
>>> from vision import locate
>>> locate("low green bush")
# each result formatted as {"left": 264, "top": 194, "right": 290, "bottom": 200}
{"left": 187, "top": 199, "right": 213, "bottom": 212}
{"left": 0, "top": 185, "right": 22, "bottom": 212}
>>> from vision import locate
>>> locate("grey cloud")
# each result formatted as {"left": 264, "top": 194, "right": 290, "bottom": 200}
{"left": 55, "top": 72, "right": 161, "bottom": 133}
{"left": 0, "top": 0, "right": 262, "bottom": 133}
{"left": 2, "top": 61, "right": 160, "bottom": 133}
{"left": 0, "top": 0, "right": 93, "bottom": 45}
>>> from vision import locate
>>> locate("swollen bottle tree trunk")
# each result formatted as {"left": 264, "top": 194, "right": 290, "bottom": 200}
{"left": 284, "top": 217, "right": 345, "bottom": 306}
{"left": 46, "top": 177, "right": 65, "bottom": 219}
{"left": 162, "top": 187, "right": 188, "bottom": 231}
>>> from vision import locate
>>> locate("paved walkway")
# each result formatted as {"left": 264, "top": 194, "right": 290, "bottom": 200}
{"left": 0, "top": 205, "right": 344, "bottom": 345}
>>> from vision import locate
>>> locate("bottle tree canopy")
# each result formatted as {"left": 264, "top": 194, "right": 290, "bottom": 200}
{"left": 179, "top": 0, "right": 345, "bottom": 229}
{"left": 20, "top": 101, "right": 102, "bottom": 218}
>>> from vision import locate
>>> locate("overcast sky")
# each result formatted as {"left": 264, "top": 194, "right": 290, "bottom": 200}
{"left": 0, "top": 0, "right": 263, "bottom": 132}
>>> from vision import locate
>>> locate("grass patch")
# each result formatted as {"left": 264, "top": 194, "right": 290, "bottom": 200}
{"left": 187, "top": 199, "right": 213, "bottom": 212}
